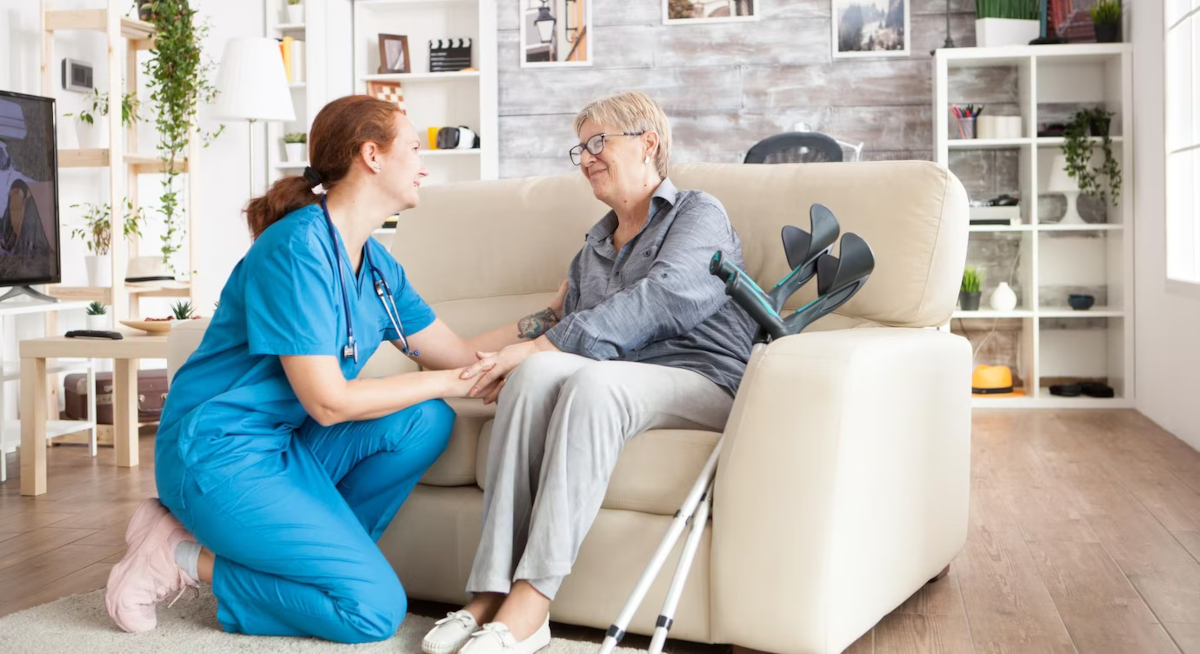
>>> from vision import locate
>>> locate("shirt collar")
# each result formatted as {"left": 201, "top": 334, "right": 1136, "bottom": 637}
{"left": 586, "top": 177, "right": 678, "bottom": 246}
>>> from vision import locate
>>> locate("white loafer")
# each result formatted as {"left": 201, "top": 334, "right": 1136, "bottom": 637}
{"left": 423, "top": 610, "right": 481, "bottom": 654}
{"left": 459, "top": 615, "right": 551, "bottom": 654}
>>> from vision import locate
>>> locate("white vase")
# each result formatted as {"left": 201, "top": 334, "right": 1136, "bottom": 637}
{"left": 75, "top": 120, "right": 102, "bottom": 149}
{"left": 286, "top": 3, "right": 304, "bottom": 24}
{"left": 85, "top": 254, "right": 112, "bottom": 288}
{"left": 990, "top": 282, "right": 1018, "bottom": 312}
{"left": 975, "top": 18, "right": 1040, "bottom": 48}
{"left": 86, "top": 313, "right": 110, "bottom": 331}
{"left": 285, "top": 142, "right": 305, "bottom": 163}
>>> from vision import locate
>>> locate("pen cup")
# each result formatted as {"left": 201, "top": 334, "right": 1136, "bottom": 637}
{"left": 951, "top": 115, "right": 976, "bottom": 139}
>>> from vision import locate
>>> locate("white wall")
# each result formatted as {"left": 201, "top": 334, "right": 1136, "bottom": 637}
{"left": 1132, "top": 0, "right": 1200, "bottom": 450}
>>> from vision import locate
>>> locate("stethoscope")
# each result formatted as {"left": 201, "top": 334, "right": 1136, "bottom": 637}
{"left": 321, "top": 195, "right": 419, "bottom": 363}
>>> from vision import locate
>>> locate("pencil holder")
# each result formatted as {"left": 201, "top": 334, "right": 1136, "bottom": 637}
{"left": 951, "top": 113, "right": 976, "bottom": 140}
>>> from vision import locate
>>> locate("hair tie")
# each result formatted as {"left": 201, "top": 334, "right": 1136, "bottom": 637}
{"left": 303, "top": 166, "right": 323, "bottom": 189}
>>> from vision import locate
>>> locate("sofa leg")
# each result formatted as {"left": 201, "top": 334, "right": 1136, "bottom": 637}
{"left": 928, "top": 564, "right": 950, "bottom": 584}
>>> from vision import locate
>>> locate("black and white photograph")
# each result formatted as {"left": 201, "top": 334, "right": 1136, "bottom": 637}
{"left": 832, "top": 0, "right": 909, "bottom": 57}
{"left": 664, "top": 0, "right": 756, "bottom": 24}
{"left": 520, "top": 0, "right": 591, "bottom": 68}
{"left": 377, "top": 33, "right": 410, "bottom": 74}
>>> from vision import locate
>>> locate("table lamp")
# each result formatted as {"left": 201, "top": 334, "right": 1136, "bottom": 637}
{"left": 1047, "top": 153, "right": 1086, "bottom": 225}
{"left": 212, "top": 37, "right": 296, "bottom": 198}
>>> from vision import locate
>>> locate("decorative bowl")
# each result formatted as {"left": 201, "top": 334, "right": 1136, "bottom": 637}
{"left": 1068, "top": 294, "right": 1095, "bottom": 310}
{"left": 120, "top": 319, "right": 176, "bottom": 334}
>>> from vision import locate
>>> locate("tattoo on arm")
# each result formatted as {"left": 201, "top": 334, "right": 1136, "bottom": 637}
{"left": 517, "top": 307, "right": 561, "bottom": 340}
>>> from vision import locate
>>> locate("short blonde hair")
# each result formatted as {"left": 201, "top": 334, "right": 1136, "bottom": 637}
{"left": 573, "top": 91, "right": 671, "bottom": 179}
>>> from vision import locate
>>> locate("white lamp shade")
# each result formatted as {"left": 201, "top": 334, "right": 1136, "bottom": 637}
{"left": 1047, "top": 153, "right": 1079, "bottom": 193}
{"left": 212, "top": 37, "right": 296, "bottom": 122}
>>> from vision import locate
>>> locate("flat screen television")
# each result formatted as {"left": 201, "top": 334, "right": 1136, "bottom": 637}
{"left": 0, "top": 90, "right": 61, "bottom": 303}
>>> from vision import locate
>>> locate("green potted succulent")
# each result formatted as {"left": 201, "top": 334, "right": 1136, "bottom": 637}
{"left": 171, "top": 300, "right": 196, "bottom": 320}
{"left": 960, "top": 266, "right": 982, "bottom": 311}
{"left": 65, "top": 88, "right": 139, "bottom": 149}
{"left": 974, "top": 0, "right": 1040, "bottom": 47}
{"left": 86, "top": 301, "right": 110, "bottom": 331}
{"left": 1060, "top": 107, "right": 1122, "bottom": 207}
{"left": 1090, "top": 0, "right": 1121, "bottom": 43}
{"left": 286, "top": 0, "right": 305, "bottom": 25}
{"left": 283, "top": 132, "right": 307, "bottom": 163}
{"left": 70, "top": 199, "right": 145, "bottom": 288}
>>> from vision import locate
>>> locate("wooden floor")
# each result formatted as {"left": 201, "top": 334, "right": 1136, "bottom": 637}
{"left": 3, "top": 410, "right": 1200, "bottom": 653}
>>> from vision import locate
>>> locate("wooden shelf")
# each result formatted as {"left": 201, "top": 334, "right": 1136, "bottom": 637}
{"left": 969, "top": 224, "right": 1033, "bottom": 232}
{"left": 274, "top": 22, "right": 307, "bottom": 31}
{"left": 1039, "top": 307, "right": 1124, "bottom": 318}
{"left": 47, "top": 282, "right": 191, "bottom": 305}
{"left": 948, "top": 138, "right": 1032, "bottom": 149}
{"left": 44, "top": 9, "right": 155, "bottom": 40}
{"left": 1, "top": 360, "right": 93, "bottom": 383}
{"left": 1037, "top": 136, "right": 1124, "bottom": 147}
{"left": 58, "top": 149, "right": 188, "bottom": 174}
{"left": 953, "top": 309, "right": 1035, "bottom": 319}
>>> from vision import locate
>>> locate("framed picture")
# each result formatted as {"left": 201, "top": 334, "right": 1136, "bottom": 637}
{"left": 664, "top": 0, "right": 758, "bottom": 24}
{"left": 832, "top": 0, "right": 909, "bottom": 58}
{"left": 367, "top": 81, "right": 407, "bottom": 113}
{"left": 378, "top": 33, "right": 411, "bottom": 74}
{"left": 520, "top": 0, "right": 592, "bottom": 68}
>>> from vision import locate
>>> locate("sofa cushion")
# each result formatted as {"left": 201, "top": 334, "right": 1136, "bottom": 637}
{"left": 420, "top": 398, "right": 494, "bottom": 486}
{"left": 475, "top": 424, "right": 721, "bottom": 516}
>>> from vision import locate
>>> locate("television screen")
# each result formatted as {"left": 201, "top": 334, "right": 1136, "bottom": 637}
{"left": 0, "top": 90, "right": 61, "bottom": 288}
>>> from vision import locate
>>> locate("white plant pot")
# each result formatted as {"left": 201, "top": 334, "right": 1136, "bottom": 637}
{"left": 975, "top": 18, "right": 1040, "bottom": 48}
{"left": 990, "top": 282, "right": 1018, "bottom": 312}
{"left": 75, "top": 120, "right": 103, "bottom": 149}
{"left": 285, "top": 143, "right": 305, "bottom": 163}
{"left": 85, "top": 254, "right": 112, "bottom": 288}
{"left": 286, "top": 3, "right": 304, "bottom": 24}
{"left": 86, "top": 313, "right": 110, "bottom": 331}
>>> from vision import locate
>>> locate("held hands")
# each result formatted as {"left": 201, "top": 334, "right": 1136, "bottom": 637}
{"left": 459, "top": 341, "right": 538, "bottom": 404}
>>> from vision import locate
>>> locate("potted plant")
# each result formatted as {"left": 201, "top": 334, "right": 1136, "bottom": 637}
{"left": 1090, "top": 0, "right": 1121, "bottom": 42}
{"left": 283, "top": 132, "right": 307, "bottom": 163}
{"left": 136, "top": 0, "right": 157, "bottom": 22}
{"left": 286, "top": 0, "right": 304, "bottom": 25}
{"left": 64, "top": 89, "right": 139, "bottom": 149}
{"left": 70, "top": 199, "right": 146, "bottom": 287}
{"left": 171, "top": 300, "right": 195, "bottom": 320}
{"left": 86, "top": 301, "right": 109, "bottom": 331}
{"left": 144, "top": 0, "right": 222, "bottom": 270}
{"left": 960, "top": 266, "right": 982, "bottom": 311}
{"left": 1060, "top": 107, "right": 1122, "bottom": 207}
{"left": 975, "top": 0, "right": 1040, "bottom": 47}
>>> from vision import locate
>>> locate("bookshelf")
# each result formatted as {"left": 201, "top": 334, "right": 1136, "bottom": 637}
{"left": 265, "top": 0, "right": 328, "bottom": 187}
{"left": 934, "top": 44, "right": 1135, "bottom": 409}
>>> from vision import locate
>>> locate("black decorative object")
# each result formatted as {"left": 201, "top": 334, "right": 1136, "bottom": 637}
{"left": 429, "top": 39, "right": 472, "bottom": 72}
{"left": 535, "top": 0, "right": 556, "bottom": 43}
{"left": 1068, "top": 294, "right": 1095, "bottom": 310}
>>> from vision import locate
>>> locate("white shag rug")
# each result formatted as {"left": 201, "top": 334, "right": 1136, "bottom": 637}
{"left": 0, "top": 587, "right": 644, "bottom": 654}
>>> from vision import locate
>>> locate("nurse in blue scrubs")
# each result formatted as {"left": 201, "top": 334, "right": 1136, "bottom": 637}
{"left": 104, "top": 95, "right": 569, "bottom": 644}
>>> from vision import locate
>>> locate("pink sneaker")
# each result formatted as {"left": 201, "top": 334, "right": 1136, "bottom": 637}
{"left": 105, "top": 498, "right": 198, "bottom": 632}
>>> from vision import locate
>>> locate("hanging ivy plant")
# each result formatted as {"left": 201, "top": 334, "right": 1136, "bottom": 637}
{"left": 141, "top": 0, "right": 223, "bottom": 269}
{"left": 1060, "top": 107, "right": 1121, "bottom": 207}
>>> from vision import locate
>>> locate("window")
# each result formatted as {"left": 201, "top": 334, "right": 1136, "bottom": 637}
{"left": 1166, "top": 0, "right": 1200, "bottom": 283}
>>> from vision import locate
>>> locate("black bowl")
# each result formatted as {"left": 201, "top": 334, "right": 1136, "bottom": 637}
{"left": 1068, "top": 294, "right": 1095, "bottom": 310}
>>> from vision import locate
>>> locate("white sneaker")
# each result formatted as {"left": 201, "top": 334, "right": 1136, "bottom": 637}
{"left": 423, "top": 610, "right": 481, "bottom": 654}
{"left": 459, "top": 615, "right": 551, "bottom": 654}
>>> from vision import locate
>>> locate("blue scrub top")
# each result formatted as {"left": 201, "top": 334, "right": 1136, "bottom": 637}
{"left": 159, "top": 203, "right": 436, "bottom": 493}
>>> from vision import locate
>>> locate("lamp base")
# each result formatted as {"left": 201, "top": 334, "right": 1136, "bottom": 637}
{"left": 1059, "top": 190, "right": 1086, "bottom": 225}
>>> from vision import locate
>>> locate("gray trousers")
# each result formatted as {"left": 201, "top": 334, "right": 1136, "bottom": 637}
{"left": 465, "top": 351, "right": 734, "bottom": 600}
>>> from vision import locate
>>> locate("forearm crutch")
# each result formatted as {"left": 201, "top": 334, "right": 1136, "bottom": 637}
{"left": 596, "top": 438, "right": 724, "bottom": 654}
{"left": 647, "top": 476, "right": 714, "bottom": 654}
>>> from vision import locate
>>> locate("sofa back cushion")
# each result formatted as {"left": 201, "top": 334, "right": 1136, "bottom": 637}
{"left": 393, "top": 161, "right": 967, "bottom": 335}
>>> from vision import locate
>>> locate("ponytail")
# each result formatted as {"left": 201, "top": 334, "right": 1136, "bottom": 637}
{"left": 244, "top": 175, "right": 318, "bottom": 240}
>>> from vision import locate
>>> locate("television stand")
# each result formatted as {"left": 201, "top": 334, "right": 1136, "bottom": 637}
{"left": 0, "top": 286, "right": 60, "bottom": 304}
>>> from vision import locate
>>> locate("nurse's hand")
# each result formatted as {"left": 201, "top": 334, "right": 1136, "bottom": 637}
{"left": 444, "top": 366, "right": 491, "bottom": 398}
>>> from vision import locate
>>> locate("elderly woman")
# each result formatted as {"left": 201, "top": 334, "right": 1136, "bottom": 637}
{"left": 425, "top": 91, "right": 757, "bottom": 654}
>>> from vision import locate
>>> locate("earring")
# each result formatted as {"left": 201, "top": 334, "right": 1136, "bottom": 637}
{"left": 644, "top": 155, "right": 651, "bottom": 164}
{"left": 374, "top": 166, "right": 381, "bottom": 172}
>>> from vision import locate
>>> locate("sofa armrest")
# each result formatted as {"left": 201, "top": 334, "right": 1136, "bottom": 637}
{"left": 710, "top": 328, "right": 971, "bottom": 654}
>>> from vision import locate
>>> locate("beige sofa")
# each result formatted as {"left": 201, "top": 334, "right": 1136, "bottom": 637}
{"left": 167, "top": 161, "right": 971, "bottom": 654}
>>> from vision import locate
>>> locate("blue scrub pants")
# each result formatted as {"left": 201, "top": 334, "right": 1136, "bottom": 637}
{"left": 157, "top": 399, "right": 454, "bottom": 644}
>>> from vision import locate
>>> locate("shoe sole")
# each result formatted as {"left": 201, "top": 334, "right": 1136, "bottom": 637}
{"left": 104, "top": 544, "right": 157, "bottom": 633}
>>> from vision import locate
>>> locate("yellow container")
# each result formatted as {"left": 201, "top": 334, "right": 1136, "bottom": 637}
{"left": 427, "top": 126, "right": 440, "bottom": 150}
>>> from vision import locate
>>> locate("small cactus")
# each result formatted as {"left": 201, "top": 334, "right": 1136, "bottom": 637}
{"left": 171, "top": 300, "right": 194, "bottom": 320}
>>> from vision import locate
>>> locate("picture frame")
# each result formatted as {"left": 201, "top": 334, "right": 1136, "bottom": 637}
{"left": 520, "top": 0, "right": 592, "bottom": 68}
{"left": 832, "top": 0, "right": 910, "bottom": 58}
{"left": 663, "top": 0, "right": 758, "bottom": 24}
{"left": 378, "top": 33, "right": 411, "bottom": 74}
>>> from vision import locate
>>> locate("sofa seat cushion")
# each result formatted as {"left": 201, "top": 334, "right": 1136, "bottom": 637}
{"left": 420, "top": 398, "right": 495, "bottom": 487}
{"left": 475, "top": 424, "right": 721, "bottom": 516}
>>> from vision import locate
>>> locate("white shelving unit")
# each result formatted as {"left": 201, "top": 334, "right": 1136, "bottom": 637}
{"left": 352, "top": 0, "right": 498, "bottom": 187}
{"left": 934, "top": 44, "right": 1134, "bottom": 409}
{"left": 265, "top": 0, "right": 328, "bottom": 186}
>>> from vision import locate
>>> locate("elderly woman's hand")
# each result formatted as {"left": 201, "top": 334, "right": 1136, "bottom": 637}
{"left": 459, "top": 336, "right": 557, "bottom": 402}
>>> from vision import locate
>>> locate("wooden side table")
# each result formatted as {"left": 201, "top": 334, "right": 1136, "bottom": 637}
{"left": 19, "top": 333, "right": 168, "bottom": 496}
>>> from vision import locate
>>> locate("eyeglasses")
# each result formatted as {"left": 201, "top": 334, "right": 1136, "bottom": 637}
{"left": 569, "top": 131, "right": 645, "bottom": 166}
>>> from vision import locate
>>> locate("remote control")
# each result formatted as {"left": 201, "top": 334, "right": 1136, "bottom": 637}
{"left": 65, "top": 330, "right": 124, "bottom": 340}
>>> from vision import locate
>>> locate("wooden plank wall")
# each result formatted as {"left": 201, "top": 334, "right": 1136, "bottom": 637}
{"left": 495, "top": 0, "right": 981, "bottom": 179}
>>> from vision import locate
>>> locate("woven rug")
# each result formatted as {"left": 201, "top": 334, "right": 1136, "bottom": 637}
{"left": 0, "top": 587, "right": 651, "bottom": 653}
